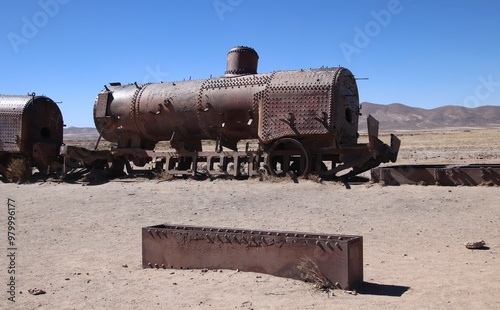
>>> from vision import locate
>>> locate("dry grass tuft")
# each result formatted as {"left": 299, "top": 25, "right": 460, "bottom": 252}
{"left": 364, "top": 182, "right": 375, "bottom": 188}
{"left": 303, "top": 173, "right": 322, "bottom": 183}
{"left": 297, "top": 257, "right": 335, "bottom": 292}
{"left": 153, "top": 170, "right": 174, "bottom": 182}
{"left": 258, "top": 173, "right": 292, "bottom": 183}
{"left": 7, "top": 157, "right": 33, "bottom": 183}
{"left": 480, "top": 180, "right": 497, "bottom": 187}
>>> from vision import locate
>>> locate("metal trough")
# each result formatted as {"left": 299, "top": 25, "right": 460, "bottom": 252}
{"left": 142, "top": 224, "right": 363, "bottom": 290}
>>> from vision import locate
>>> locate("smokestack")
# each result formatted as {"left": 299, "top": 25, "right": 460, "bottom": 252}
{"left": 224, "top": 46, "right": 259, "bottom": 76}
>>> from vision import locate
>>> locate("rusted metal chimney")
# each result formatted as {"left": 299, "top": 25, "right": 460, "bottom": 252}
{"left": 224, "top": 46, "right": 259, "bottom": 76}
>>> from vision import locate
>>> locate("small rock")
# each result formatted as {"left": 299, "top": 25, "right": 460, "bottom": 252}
{"left": 465, "top": 240, "right": 486, "bottom": 249}
{"left": 122, "top": 264, "right": 128, "bottom": 268}
{"left": 28, "top": 288, "right": 46, "bottom": 295}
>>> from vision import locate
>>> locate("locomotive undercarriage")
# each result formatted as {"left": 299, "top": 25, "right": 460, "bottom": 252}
{"left": 61, "top": 115, "right": 399, "bottom": 182}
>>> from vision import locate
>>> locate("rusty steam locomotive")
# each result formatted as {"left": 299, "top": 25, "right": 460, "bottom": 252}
{"left": 0, "top": 46, "right": 399, "bottom": 180}
{"left": 93, "top": 46, "right": 399, "bottom": 178}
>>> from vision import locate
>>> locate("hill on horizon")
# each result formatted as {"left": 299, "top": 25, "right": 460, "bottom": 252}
{"left": 359, "top": 102, "right": 500, "bottom": 131}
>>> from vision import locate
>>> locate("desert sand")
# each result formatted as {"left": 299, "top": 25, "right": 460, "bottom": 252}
{"left": 1, "top": 128, "right": 499, "bottom": 309}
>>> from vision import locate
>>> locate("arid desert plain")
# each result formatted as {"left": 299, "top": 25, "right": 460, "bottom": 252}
{"left": 1, "top": 128, "right": 499, "bottom": 309}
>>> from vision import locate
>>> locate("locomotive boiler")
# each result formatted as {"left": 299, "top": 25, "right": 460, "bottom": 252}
{"left": 0, "top": 93, "right": 64, "bottom": 178}
{"left": 94, "top": 46, "right": 399, "bottom": 178}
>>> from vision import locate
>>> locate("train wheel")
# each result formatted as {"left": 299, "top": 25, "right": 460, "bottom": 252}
{"left": 266, "top": 138, "right": 310, "bottom": 177}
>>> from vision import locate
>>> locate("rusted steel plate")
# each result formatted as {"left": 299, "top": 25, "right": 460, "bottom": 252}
{"left": 261, "top": 70, "right": 336, "bottom": 142}
{"left": 142, "top": 224, "right": 363, "bottom": 290}
{"left": 0, "top": 95, "right": 27, "bottom": 153}
{"left": 371, "top": 164, "right": 500, "bottom": 186}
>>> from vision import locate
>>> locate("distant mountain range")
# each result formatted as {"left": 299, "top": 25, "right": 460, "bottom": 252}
{"left": 64, "top": 127, "right": 100, "bottom": 140}
{"left": 64, "top": 103, "right": 500, "bottom": 140}
{"left": 358, "top": 102, "right": 500, "bottom": 131}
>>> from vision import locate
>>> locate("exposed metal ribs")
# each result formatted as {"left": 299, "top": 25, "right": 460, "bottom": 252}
{"left": 142, "top": 224, "right": 363, "bottom": 290}
{"left": 371, "top": 164, "right": 500, "bottom": 186}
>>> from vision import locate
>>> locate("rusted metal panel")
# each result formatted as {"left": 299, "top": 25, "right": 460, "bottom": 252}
{"left": 142, "top": 224, "right": 363, "bottom": 290}
{"left": 94, "top": 91, "right": 111, "bottom": 118}
{"left": 371, "top": 164, "right": 500, "bottom": 186}
{"left": 260, "top": 70, "right": 335, "bottom": 142}
{"left": 198, "top": 75, "right": 268, "bottom": 145}
{"left": 334, "top": 67, "right": 360, "bottom": 146}
{"left": 32, "top": 143, "right": 58, "bottom": 166}
{"left": 0, "top": 95, "right": 28, "bottom": 152}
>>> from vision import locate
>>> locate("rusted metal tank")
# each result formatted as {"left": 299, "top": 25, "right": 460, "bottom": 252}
{"left": 94, "top": 46, "right": 399, "bottom": 177}
{"left": 0, "top": 93, "right": 64, "bottom": 175}
{"left": 95, "top": 46, "right": 359, "bottom": 152}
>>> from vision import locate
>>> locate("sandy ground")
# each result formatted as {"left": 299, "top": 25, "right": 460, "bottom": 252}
{"left": 1, "top": 128, "right": 499, "bottom": 309}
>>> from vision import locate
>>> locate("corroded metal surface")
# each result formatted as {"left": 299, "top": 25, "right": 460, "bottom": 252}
{"left": 93, "top": 46, "right": 399, "bottom": 178}
{"left": 142, "top": 224, "right": 363, "bottom": 290}
{"left": 371, "top": 164, "right": 500, "bottom": 186}
{"left": 0, "top": 94, "right": 63, "bottom": 168}
{"left": 0, "top": 95, "right": 28, "bottom": 153}
{"left": 224, "top": 46, "right": 259, "bottom": 76}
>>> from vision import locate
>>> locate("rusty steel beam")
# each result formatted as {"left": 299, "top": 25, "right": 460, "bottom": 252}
{"left": 371, "top": 164, "right": 500, "bottom": 186}
{"left": 142, "top": 224, "right": 363, "bottom": 290}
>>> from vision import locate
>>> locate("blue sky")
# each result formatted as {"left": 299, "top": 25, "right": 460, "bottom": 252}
{"left": 1, "top": 0, "right": 499, "bottom": 127}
